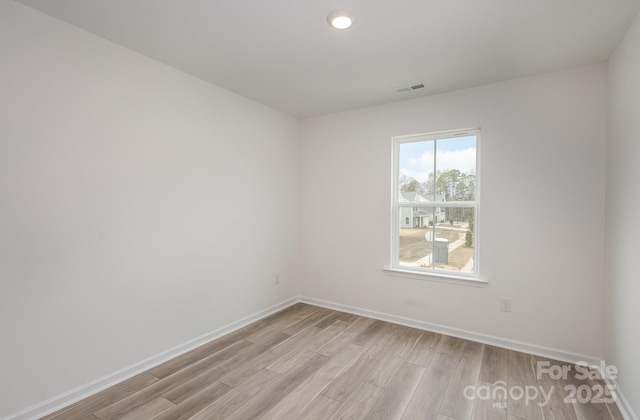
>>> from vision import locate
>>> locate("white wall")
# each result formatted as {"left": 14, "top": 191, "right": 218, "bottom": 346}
{"left": 606, "top": 11, "right": 640, "bottom": 416}
{"left": 0, "top": 2, "right": 299, "bottom": 417}
{"left": 300, "top": 65, "right": 607, "bottom": 359}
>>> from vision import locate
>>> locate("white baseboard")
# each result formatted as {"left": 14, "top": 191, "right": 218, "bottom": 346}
{"left": 299, "top": 296, "right": 638, "bottom": 419}
{"left": 2, "top": 296, "right": 299, "bottom": 420}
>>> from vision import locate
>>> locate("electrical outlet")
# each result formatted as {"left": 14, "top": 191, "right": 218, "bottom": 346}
{"left": 274, "top": 274, "right": 280, "bottom": 285}
{"left": 500, "top": 297, "right": 511, "bottom": 312}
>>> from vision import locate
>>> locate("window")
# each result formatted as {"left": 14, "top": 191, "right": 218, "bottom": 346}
{"left": 391, "top": 128, "right": 479, "bottom": 279}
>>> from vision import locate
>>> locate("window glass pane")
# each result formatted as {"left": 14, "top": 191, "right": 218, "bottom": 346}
{"left": 398, "top": 207, "right": 475, "bottom": 273}
{"left": 399, "top": 207, "right": 435, "bottom": 268}
{"left": 434, "top": 135, "right": 477, "bottom": 202}
{"left": 398, "top": 140, "right": 435, "bottom": 201}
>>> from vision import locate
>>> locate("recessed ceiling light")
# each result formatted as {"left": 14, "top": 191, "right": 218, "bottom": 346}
{"left": 327, "top": 9, "right": 355, "bottom": 30}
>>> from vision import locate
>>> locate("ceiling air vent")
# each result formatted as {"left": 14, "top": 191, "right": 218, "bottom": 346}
{"left": 396, "top": 83, "right": 425, "bottom": 93}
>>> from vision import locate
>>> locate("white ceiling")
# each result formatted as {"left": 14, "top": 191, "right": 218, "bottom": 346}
{"left": 16, "top": 0, "right": 640, "bottom": 118}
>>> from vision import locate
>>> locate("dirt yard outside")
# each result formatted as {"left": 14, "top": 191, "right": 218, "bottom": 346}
{"left": 399, "top": 224, "right": 474, "bottom": 271}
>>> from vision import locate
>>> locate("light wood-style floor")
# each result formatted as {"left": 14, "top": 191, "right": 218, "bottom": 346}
{"left": 43, "top": 303, "right": 623, "bottom": 419}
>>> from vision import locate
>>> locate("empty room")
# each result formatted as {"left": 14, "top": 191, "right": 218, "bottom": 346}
{"left": 1, "top": 0, "right": 639, "bottom": 419}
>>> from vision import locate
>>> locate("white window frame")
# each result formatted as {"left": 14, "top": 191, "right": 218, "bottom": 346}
{"left": 387, "top": 127, "right": 484, "bottom": 284}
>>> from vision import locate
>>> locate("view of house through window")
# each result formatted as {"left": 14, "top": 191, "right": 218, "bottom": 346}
{"left": 392, "top": 129, "right": 478, "bottom": 276}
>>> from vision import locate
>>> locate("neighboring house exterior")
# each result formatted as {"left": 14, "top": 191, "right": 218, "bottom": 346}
{"left": 399, "top": 191, "right": 446, "bottom": 228}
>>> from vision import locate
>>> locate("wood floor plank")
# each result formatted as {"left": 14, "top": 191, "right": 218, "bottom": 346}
{"left": 363, "top": 326, "right": 423, "bottom": 388}
{"left": 160, "top": 340, "right": 263, "bottom": 402}
{"left": 41, "top": 372, "right": 160, "bottom": 420}
{"left": 331, "top": 381, "right": 385, "bottom": 420}
{"left": 480, "top": 345, "right": 509, "bottom": 385}
{"left": 471, "top": 381, "right": 508, "bottom": 420}
{"left": 245, "top": 308, "right": 315, "bottom": 344}
{"left": 316, "top": 316, "right": 376, "bottom": 356}
{"left": 592, "top": 377, "right": 624, "bottom": 420}
{"left": 534, "top": 356, "right": 578, "bottom": 420}
{"left": 364, "top": 362, "right": 426, "bottom": 420}
{"left": 406, "top": 330, "right": 442, "bottom": 367}
{"left": 190, "top": 369, "right": 281, "bottom": 420}
{"left": 259, "top": 303, "right": 309, "bottom": 324}
{"left": 219, "top": 323, "right": 324, "bottom": 387}
{"left": 148, "top": 321, "right": 267, "bottom": 379}
{"left": 439, "top": 340, "right": 485, "bottom": 420}
{"left": 153, "top": 381, "right": 230, "bottom": 420}
{"left": 93, "top": 339, "right": 256, "bottom": 419}
{"left": 351, "top": 319, "right": 393, "bottom": 347}
{"left": 162, "top": 335, "right": 286, "bottom": 405}
{"left": 263, "top": 330, "right": 296, "bottom": 348}
{"left": 224, "top": 352, "right": 329, "bottom": 420}
{"left": 606, "top": 396, "right": 625, "bottom": 420}
{"left": 261, "top": 343, "right": 365, "bottom": 419}
{"left": 252, "top": 304, "right": 319, "bottom": 335}
{"left": 563, "top": 364, "right": 613, "bottom": 420}
{"left": 119, "top": 397, "right": 174, "bottom": 420}
{"left": 266, "top": 322, "right": 349, "bottom": 375}
{"left": 506, "top": 351, "right": 544, "bottom": 420}
{"left": 387, "top": 324, "right": 425, "bottom": 358}
{"left": 244, "top": 323, "right": 293, "bottom": 345}
{"left": 282, "top": 307, "right": 335, "bottom": 335}
{"left": 401, "top": 351, "right": 460, "bottom": 420}
{"left": 364, "top": 353, "right": 406, "bottom": 387}
{"left": 321, "top": 343, "right": 386, "bottom": 402}
{"left": 436, "top": 334, "right": 466, "bottom": 355}
{"left": 313, "top": 311, "right": 347, "bottom": 329}
{"left": 297, "top": 393, "right": 343, "bottom": 420}
{"left": 336, "top": 311, "right": 360, "bottom": 323}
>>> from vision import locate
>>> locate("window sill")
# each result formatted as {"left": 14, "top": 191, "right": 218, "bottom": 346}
{"left": 382, "top": 266, "right": 488, "bottom": 287}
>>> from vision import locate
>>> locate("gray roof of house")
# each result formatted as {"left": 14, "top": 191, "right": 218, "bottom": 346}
{"left": 399, "top": 191, "right": 445, "bottom": 203}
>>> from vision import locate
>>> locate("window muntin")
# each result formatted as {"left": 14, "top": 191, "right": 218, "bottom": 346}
{"left": 392, "top": 129, "right": 479, "bottom": 277}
